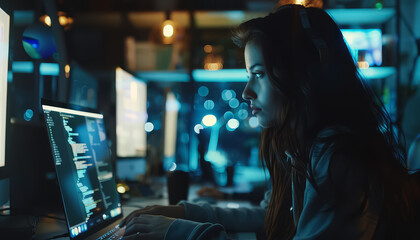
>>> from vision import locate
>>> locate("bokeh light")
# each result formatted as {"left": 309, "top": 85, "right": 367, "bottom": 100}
{"left": 144, "top": 122, "right": 154, "bottom": 132}
{"left": 223, "top": 111, "right": 234, "bottom": 120}
{"left": 194, "top": 124, "right": 204, "bottom": 134}
{"left": 204, "top": 44, "right": 213, "bottom": 53}
{"left": 163, "top": 23, "right": 174, "bottom": 37}
{"left": 198, "top": 86, "right": 209, "bottom": 97}
{"left": 228, "top": 98, "right": 240, "bottom": 108}
{"left": 221, "top": 90, "right": 233, "bottom": 101}
{"left": 238, "top": 109, "right": 248, "bottom": 120}
{"left": 24, "top": 109, "right": 34, "bottom": 121}
{"left": 227, "top": 118, "right": 240, "bottom": 131}
{"left": 204, "top": 100, "right": 215, "bottom": 110}
{"left": 202, "top": 114, "right": 217, "bottom": 127}
{"left": 169, "top": 162, "right": 177, "bottom": 171}
{"left": 249, "top": 116, "right": 259, "bottom": 128}
{"left": 240, "top": 102, "right": 249, "bottom": 109}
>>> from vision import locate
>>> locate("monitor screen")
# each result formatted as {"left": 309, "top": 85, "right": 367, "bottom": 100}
{"left": 0, "top": 7, "right": 10, "bottom": 168}
{"left": 115, "top": 67, "right": 147, "bottom": 157}
{"left": 42, "top": 102, "right": 121, "bottom": 239}
{"left": 341, "top": 29, "right": 382, "bottom": 67}
{"left": 69, "top": 64, "right": 98, "bottom": 109}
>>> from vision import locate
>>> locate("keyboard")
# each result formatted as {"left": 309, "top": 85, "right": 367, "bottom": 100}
{"left": 96, "top": 225, "right": 125, "bottom": 240}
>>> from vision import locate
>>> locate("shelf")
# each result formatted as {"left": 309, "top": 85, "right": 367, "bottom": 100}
{"left": 136, "top": 67, "right": 396, "bottom": 83}
{"left": 135, "top": 70, "right": 190, "bottom": 82}
{"left": 360, "top": 66, "right": 396, "bottom": 79}
{"left": 12, "top": 61, "right": 60, "bottom": 76}
{"left": 192, "top": 69, "right": 247, "bottom": 82}
{"left": 326, "top": 8, "right": 395, "bottom": 25}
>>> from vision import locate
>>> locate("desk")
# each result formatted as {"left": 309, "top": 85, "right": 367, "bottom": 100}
{"left": 35, "top": 195, "right": 257, "bottom": 240}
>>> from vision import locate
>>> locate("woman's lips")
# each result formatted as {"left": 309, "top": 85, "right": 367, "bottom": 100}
{"left": 250, "top": 105, "right": 262, "bottom": 115}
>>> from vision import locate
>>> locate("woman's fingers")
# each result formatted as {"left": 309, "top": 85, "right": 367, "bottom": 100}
{"left": 120, "top": 205, "right": 161, "bottom": 227}
{"left": 126, "top": 215, "right": 149, "bottom": 229}
{"left": 122, "top": 215, "right": 175, "bottom": 240}
{"left": 124, "top": 223, "right": 150, "bottom": 236}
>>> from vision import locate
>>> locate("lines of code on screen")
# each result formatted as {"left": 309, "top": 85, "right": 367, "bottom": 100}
{"left": 43, "top": 108, "right": 120, "bottom": 230}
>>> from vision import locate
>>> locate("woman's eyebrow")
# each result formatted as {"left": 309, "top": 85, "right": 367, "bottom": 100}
{"left": 250, "top": 63, "right": 263, "bottom": 71}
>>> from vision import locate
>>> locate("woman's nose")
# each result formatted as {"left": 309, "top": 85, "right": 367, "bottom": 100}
{"left": 242, "top": 82, "right": 256, "bottom": 101}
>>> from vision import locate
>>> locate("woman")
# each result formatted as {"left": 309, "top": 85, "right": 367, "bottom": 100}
{"left": 121, "top": 5, "right": 419, "bottom": 240}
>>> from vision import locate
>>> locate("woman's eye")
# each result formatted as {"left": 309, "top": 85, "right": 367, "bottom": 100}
{"left": 255, "top": 72, "right": 264, "bottom": 79}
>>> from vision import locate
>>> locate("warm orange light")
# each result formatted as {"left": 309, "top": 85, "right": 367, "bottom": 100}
{"left": 43, "top": 16, "right": 52, "bottom": 27}
{"left": 162, "top": 20, "right": 175, "bottom": 38}
{"left": 204, "top": 63, "right": 223, "bottom": 71}
{"left": 277, "top": 0, "right": 323, "bottom": 8}
{"left": 357, "top": 61, "right": 370, "bottom": 69}
{"left": 40, "top": 12, "right": 74, "bottom": 29}
{"left": 204, "top": 45, "right": 213, "bottom": 53}
{"left": 162, "top": 20, "right": 176, "bottom": 44}
{"left": 204, "top": 53, "right": 223, "bottom": 71}
{"left": 65, "top": 64, "right": 70, "bottom": 78}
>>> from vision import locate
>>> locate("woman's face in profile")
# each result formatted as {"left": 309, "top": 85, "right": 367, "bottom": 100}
{"left": 242, "top": 40, "right": 283, "bottom": 128}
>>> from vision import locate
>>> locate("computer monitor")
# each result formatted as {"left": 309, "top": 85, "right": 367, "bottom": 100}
{"left": 69, "top": 64, "right": 98, "bottom": 109}
{"left": 41, "top": 100, "right": 122, "bottom": 238}
{"left": 163, "top": 91, "right": 179, "bottom": 170}
{"left": 341, "top": 29, "right": 382, "bottom": 67}
{"left": 0, "top": 6, "right": 10, "bottom": 212}
{"left": 115, "top": 67, "right": 147, "bottom": 158}
{"left": 0, "top": 7, "right": 9, "bottom": 169}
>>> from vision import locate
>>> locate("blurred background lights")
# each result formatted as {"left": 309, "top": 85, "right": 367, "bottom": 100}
{"left": 40, "top": 12, "right": 74, "bottom": 29}
{"left": 144, "top": 122, "right": 154, "bottom": 132}
{"left": 375, "top": 1, "right": 383, "bottom": 9}
{"left": 202, "top": 114, "right": 217, "bottom": 127}
{"left": 116, "top": 183, "right": 129, "bottom": 194}
{"left": 166, "top": 98, "right": 180, "bottom": 111}
{"left": 230, "top": 90, "right": 236, "bottom": 98}
{"left": 169, "top": 162, "right": 177, "bottom": 171}
{"left": 198, "top": 86, "right": 209, "bottom": 97}
{"left": 249, "top": 116, "right": 259, "bottom": 128}
{"left": 65, "top": 64, "right": 70, "bottom": 78}
{"left": 295, "top": 0, "right": 305, "bottom": 5}
{"left": 238, "top": 109, "right": 248, "bottom": 120}
{"left": 223, "top": 111, "right": 234, "bottom": 120}
{"left": 204, "top": 99, "right": 215, "bottom": 110}
{"left": 162, "top": 20, "right": 174, "bottom": 38}
{"left": 227, "top": 118, "right": 240, "bottom": 130}
{"left": 221, "top": 89, "right": 233, "bottom": 101}
{"left": 205, "top": 150, "right": 228, "bottom": 169}
{"left": 194, "top": 124, "right": 204, "bottom": 134}
{"left": 240, "top": 102, "right": 248, "bottom": 109}
{"left": 204, "top": 44, "right": 213, "bottom": 53}
{"left": 228, "top": 98, "right": 240, "bottom": 108}
{"left": 24, "top": 109, "right": 34, "bottom": 121}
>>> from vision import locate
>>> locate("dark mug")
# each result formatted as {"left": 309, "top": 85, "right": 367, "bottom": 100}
{"left": 226, "top": 166, "right": 235, "bottom": 186}
{"left": 166, "top": 170, "right": 190, "bottom": 205}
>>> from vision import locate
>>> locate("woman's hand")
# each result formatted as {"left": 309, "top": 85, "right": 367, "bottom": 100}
{"left": 120, "top": 205, "right": 185, "bottom": 227}
{"left": 122, "top": 214, "right": 175, "bottom": 240}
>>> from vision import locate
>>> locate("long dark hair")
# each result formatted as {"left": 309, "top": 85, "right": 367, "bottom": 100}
{"left": 233, "top": 4, "right": 419, "bottom": 240}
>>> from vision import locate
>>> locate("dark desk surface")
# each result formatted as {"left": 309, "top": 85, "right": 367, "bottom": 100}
{"left": 35, "top": 193, "right": 257, "bottom": 240}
